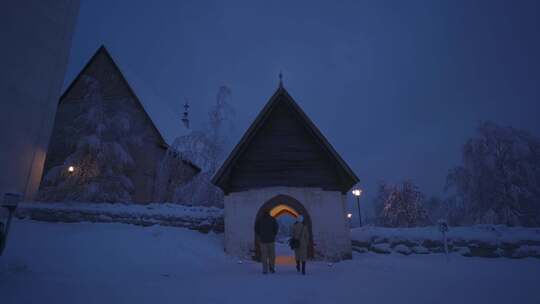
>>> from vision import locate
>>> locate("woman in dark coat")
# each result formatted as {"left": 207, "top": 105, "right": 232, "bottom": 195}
{"left": 290, "top": 215, "right": 310, "bottom": 275}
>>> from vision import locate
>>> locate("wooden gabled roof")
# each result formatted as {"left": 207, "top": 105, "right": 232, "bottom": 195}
{"left": 212, "top": 85, "right": 359, "bottom": 194}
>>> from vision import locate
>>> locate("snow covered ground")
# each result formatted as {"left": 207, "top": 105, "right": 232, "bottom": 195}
{"left": 1, "top": 220, "right": 539, "bottom": 304}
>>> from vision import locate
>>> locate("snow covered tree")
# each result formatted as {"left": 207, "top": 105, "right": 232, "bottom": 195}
{"left": 373, "top": 181, "right": 392, "bottom": 222}
{"left": 204, "top": 85, "right": 235, "bottom": 173}
{"left": 446, "top": 121, "right": 540, "bottom": 226}
{"left": 153, "top": 148, "right": 200, "bottom": 203}
{"left": 424, "top": 196, "right": 466, "bottom": 226}
{"left": 39, "top": 75, "right": 139, "bottom": 202}
{"left": 424, "top": 196, "right": 444, "bottom": 222}
{"left": 374, "top": 180, "right": 430, "bottom": 227}
{"left": 156, "top": 86, "right": 234, "bottom": 207}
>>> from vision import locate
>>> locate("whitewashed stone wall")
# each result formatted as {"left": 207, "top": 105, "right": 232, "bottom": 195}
{"left": 224, "top": 187, "right": 352, "bottom": 261}
{"left": 0, "top": 0, "right": 79, "bottom": 199}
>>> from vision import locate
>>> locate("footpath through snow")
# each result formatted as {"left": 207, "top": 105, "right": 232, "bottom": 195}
{"left": 1, "top": 220, "right": 539, "bottom": 304}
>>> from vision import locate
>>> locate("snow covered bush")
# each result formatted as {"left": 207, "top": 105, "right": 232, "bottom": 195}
{"left": 39, "top": 76, "right": 140, "bottom": 202}
{"left": 446, "top": 121, "right": 540, "bottom": 226}
{"left": 374, "top": 180, "right": 430, "bottom": 227}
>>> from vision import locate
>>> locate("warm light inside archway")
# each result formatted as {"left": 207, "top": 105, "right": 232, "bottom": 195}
{"left": 269, "top": 204, "right": 299, "bottom": 218}
{"left": 269, "top": 203, "right": 300, "bottom": 265}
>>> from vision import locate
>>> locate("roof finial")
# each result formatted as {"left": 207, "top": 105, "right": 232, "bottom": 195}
{"left": 278, "top": 71, "right": 283, "bottom": 88}
{"left": 181, "top": 98, "right": 190, "bottom": 129}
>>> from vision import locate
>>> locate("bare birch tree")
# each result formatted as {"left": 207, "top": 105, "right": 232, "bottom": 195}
{"left": 446, "top": 121, "right": 540, "bottom": 226}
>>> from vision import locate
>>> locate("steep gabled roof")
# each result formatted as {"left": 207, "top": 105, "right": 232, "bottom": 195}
{"left": 212, "top": 85, "right": 359, "bottom": 194}
{"left": 60, "top": 45, "right": 199, "bottom": 170}
{"left": 58, "top": 45, "right": 168, "bottom": 148}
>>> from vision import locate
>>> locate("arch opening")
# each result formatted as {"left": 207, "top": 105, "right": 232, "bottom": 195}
{"left": 253, "top": 195, "right": 314, "bottom": 262}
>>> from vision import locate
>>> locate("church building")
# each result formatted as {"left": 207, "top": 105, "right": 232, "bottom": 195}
{"left": 39, "top": 46, "right": 199, "bottom": 203}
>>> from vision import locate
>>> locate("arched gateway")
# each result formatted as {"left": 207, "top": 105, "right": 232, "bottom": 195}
{"left": 212, "top": 83, "right": 359, "bottom": 261}
{"left": 254, "top": 195, "right": 314, "bottom": 259}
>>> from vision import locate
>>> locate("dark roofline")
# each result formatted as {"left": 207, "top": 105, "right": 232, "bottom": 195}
{"left": 184, "top": 159, "right": 202, "bottom": 173}
{"left": 157, "top": 143, "right": 201, "bottom": 173}
{"left": 211, "top": 86, "right": 359, "bottom": 193}
{"left": 59, "top": 45, "right": 105, "bottom": 102}
{"left": 59, "top": 45, "right": 168, "bottom": 149}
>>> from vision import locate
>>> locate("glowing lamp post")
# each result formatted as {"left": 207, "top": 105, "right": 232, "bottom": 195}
{"left": 352, "top": 188, "right": 363, "bottom": 227}
{"left": 68, "top": 166, "right": 75, "bottom": 173}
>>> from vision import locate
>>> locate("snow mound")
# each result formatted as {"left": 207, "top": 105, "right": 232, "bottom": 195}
{"left": 19, "top": 201, "right": 222, "bottom": 219}
{"left": 15, "top": 201, "right": 224, "bottom": 233}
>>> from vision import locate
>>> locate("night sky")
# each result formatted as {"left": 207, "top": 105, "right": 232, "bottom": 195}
{"left": 64, "top": 0, "right": 540, "bottom": 216}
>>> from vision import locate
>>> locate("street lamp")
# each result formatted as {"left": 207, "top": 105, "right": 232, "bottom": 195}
{"left": 352, "top": 188, "right": 363, "bottom": 227}
{"left": 68, "top": 165, "right": 75, "bottom": 173}
{"left": 1, "top": 192, "right": 22, "bottom": 255}
{"left": 346, "top": 213, "right": 353, "bottom": 228}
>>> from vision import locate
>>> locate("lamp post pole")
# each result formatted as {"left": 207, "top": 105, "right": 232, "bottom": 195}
{"left": 356, "top": 196, "right": 362, "bottom": 227}
{"left": 352, "top": 189, "right": 363, "bottom": 227}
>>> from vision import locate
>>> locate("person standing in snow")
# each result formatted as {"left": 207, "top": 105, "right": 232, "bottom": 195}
{"left": 291, "top": 215, "right": 310, "bottom": 275}
{"left": 255, "top": 210, "right": 278, "bottom": 274}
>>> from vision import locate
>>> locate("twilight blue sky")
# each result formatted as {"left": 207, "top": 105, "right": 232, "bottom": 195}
{"left": 64, "top": 0, "right": 540, "bottom": 216}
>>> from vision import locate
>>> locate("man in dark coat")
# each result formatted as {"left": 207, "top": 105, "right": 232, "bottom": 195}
{"left": 255, "top": 210, "right": 278, "bottom": 274}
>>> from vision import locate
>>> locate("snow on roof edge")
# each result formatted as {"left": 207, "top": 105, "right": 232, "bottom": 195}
{"left": 61, "top": 45, "right": 191, "bottom": 145}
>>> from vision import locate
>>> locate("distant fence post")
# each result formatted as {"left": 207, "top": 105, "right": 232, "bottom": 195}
{"left": 438, "top": 219, "right": 449, "bottom": 262}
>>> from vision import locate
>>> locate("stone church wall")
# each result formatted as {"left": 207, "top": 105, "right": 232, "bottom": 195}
{"left": 41, "top": 50, "right": 170, "bottom": 203}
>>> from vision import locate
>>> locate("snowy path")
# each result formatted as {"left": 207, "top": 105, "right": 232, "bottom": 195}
{"left": 1, "top": 220, "right": 539, "bottom": 304}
